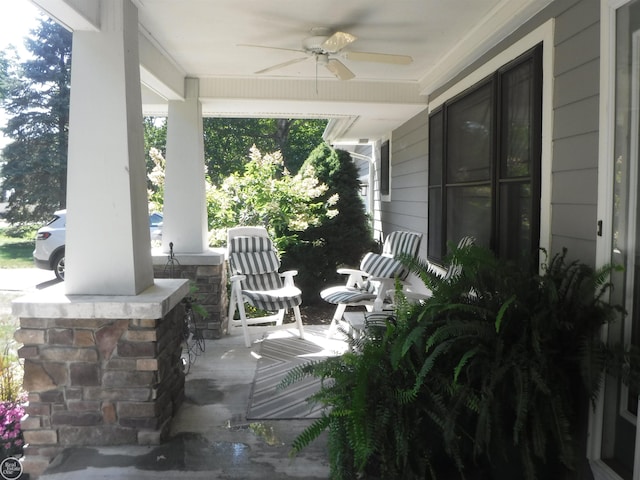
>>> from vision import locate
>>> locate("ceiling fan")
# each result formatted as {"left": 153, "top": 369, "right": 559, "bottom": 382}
{"left": 239, "top": 27, "right": 412, "bottom": 81}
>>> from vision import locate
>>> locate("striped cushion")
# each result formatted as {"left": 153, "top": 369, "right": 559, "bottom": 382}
{"left": 228, "top": 235, "right": 281, "bottom": 275}
{"left": 443, "top": 236, "right": 475, "bottom": 281}
{"left": 321, "top": 231, "right": 423, "bottom": 307}
{"left": 243, "top": 271, "right": 283, "bottom": 291}
{"left": 383, "top": 231, "right": 421, "bottom": 257}
{"left": 230, "top": 251, "right": 280, "bottom": 275}
{"left": 320, "top": 285, "right": 377, "bottom": 305}
{"left": 243, "top": 285, "right": 302, "bottom": 311}
{"left": 364, "top": 311, "right": 395, "bottom": 329}
{"left": 228, "top": 234, "right": 301, "bottom": 310}
{"left": 230, "top": 235, "right": 274, "bottom": 253}
{"left": 360, "top": 252, "right": 406, "bottom": 279}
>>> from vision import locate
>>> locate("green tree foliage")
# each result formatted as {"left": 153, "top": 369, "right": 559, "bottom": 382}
{"left": 147, "top": 148, "right": 165, "bottom": 214}
{"left": 283, "top": 143, "right": 376, "bottom": 302}
{"left": 202, "top": 117, "right": 326, "bottom": 184}
{"left": 206, "top": 146, "right": 337, "bottom": 249}
{"left": 0, "top": 51, "right": 16, "bottom": 101}
{"left": 1, "top": 19, "right": 71, "bottom": 225}
{"left": 143, "top": 117, "right": 167, "bottom": 200}
{"left": 143, "top": 117, "right": 326, "bottom": 186}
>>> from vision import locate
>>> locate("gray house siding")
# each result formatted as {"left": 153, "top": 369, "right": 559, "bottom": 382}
{"left": 386, "top": 0, "right": 600, "bottom": 266}
{"left": 385, "top": 108, "right": 429, "bottom": 258}
{"left": 551, "top": 0, "right": 600, "bottom": 265}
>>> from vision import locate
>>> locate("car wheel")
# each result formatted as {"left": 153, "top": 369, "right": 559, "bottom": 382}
{"left": 53, "top": 252, "right": 65, "bottom": 280}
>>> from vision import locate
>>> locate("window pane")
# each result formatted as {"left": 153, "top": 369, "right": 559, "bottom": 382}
{"left": 502, "top": 60, "right": 533, "bottom": 178}
{"left": 428, "top": 187, "right": 443, "bottom": 261}
{"left": 447, "top": 82, "right": 493, "bottom": 183}
{"left": 447, "top": 185, "right": 491, "bottom": 250}
{"left": 429, "top": 111, "right": 443, "bottom": 186}
{"left": 498, "top": 181, "right": 531, "bottom": 264}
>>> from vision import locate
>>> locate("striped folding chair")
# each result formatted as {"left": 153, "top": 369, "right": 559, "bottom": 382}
{"left": 227, "top": 226, "right": 304, "bottom": 347}
{"left": 320, "top": 230, "right": 422, "bottom": 337}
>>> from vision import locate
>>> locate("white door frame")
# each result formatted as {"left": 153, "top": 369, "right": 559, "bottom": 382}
{"left": 593, "top": 1, "right": 640, "bottom": 478}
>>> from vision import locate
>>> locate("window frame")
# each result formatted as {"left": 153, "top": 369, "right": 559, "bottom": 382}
{"left": 427, "top": 44, "right": 543, "bottom": 266}
{"left": 380, "top": 139, "right": 391, "bottom": 201}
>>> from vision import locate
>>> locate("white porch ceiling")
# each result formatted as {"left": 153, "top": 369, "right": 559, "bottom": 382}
{"left": 33, "top": 0, "right": 553, "bottom": 143}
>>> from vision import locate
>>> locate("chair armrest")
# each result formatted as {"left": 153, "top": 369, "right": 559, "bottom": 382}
{"left": 280, "top": 270, "right": 298, "bottom": 287}
{"left": 336, "top": 268, "right": 369, "bottom": 289}
{"left": 337, "top": 267, "right": 368, "bottom": 277}
{"left": 369, "top": 275, "right": 400, "bottom": 282}
{"left": 384, "top": 286, "right": 433, "bottom": 306}
{"left": 280, "top": 270, "right": 298, "bottom": 278}
{"left": 230, "top": 274, "right": 246, "bottom": 283}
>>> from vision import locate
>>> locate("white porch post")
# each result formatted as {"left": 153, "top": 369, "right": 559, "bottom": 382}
{"left": 65, "top": 0, "right": 154, "bottom": 295}
{"left": 162, "top": 78, "right": 208, "bottom": 254}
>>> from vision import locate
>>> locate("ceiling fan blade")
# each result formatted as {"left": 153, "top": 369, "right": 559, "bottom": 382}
{"left": 325, "top": 59, "right": 355, "bottom": 80}
{"left": 238, "top": 43, "right": 304, "bottom": 54}
{"left": 342, "top": 51, "right": 413, "bottom": 65}
{"left": 255, "top": 56, "right": 308, "bottom": 74}
{"left": 321, "top": 31, "right": 357, "bottom": 53}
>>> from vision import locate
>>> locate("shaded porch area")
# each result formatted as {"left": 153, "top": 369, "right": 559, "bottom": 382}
{"left": 34, "top": 323, "right": 345, "bottom": 479}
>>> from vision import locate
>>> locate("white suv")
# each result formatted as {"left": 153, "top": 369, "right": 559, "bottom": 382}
{"left": 33, "top": 210, "right": 163, "bottom": 280}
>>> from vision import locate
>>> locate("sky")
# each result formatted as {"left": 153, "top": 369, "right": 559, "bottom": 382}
{"left": 0, "top": 0, "right": 42, "bottom": 149}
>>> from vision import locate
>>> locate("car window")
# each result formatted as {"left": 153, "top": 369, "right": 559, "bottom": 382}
{"left": 45, "top": 215, "right": 61, "bottom": 226}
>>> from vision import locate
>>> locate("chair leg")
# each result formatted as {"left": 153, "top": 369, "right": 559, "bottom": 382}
{"left": 275, "top": 309, "right": 285, "bottom": 326}
{"left": 293, "top": 305, "right": 304, "bottom": 340}
{"left": 227, "top": 289, "right": 237, "bottom": 336}
{"left": 232, "top": 291, "right": 251, "bottom": 348}
{"left": 327, "top": 303, "right": 347, "bottom": 338}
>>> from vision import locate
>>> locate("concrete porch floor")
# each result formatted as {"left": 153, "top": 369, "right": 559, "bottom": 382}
{"left": 36, "top": 323, "right": 346, "bottom": 480}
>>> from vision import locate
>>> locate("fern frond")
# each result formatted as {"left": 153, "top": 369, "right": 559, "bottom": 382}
{"left": 290, "top": 414, "right": 332, "bottom": 456}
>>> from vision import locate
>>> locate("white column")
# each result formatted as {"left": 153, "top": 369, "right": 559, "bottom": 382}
{"left": 65, "top": 0, "right": 154, "bottom": 295}
{"left": 162, "top": 78, "right": 208, "bottom": 254}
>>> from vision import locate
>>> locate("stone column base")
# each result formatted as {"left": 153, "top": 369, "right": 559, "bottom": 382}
{"left": 152, "top": 248, "right": 228, "bottom": 339}
{"left": 12, "top": 279, "right": 189, "bottom": 478}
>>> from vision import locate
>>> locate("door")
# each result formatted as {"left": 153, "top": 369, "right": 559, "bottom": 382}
{"left": 597, "top": 1, "right": 640, "bottom": 478}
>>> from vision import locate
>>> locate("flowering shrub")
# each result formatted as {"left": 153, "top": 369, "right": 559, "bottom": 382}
{"left": 205, "top": 146, "right": 337, "bottom": 250}
{"left": 0, "top": 400, "right": 25, "bottom": 459}
{"left": 1, "top": 345, "right": 26, "bottom": 460}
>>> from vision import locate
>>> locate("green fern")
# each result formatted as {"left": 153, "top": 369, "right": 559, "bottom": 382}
{"left": 280, "top": 243, "right": 640, "bottom": 480}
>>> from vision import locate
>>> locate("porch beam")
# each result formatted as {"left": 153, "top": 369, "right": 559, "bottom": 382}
{"left": 31, "top": 0, "right": 100, "bottom": 32}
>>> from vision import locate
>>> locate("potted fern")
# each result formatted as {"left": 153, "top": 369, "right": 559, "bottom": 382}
{"left": 283, "top": 244, "right": 640, "bottom": 479}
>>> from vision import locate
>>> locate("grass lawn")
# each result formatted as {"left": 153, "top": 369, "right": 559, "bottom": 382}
{"left": 0, "top": 228, "right": 35, "bottom": 269}
{"left": 0, "top": 227, "right": 34, "bottom": 398}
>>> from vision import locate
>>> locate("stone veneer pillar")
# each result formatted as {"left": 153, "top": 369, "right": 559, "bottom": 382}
{"left": 12, "top": 279, "right": 189, "bottom": 477}
{"left": 152, "top": 250, "right": 229, "bottom": 339}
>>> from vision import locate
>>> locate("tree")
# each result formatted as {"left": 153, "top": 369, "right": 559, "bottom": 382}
{"left": 143, "top": 117, "right": 326, "bottom": 186}
{"left": 282, "top": 143, "right": 376, "bottom": 302}
{"left": 0, "top": 50, "right": 16, "bottom": 101}
{"left": 1, "top": 19, "right": 72, "bottom": 225}
{"left": 202, "top": 117, "right": 326, "bottom": 184}
{"left": 206, "top": 145, "right": 336, "bottom": 248}
{"left": 143, "top": 117, "right": 167, "bottom": 200}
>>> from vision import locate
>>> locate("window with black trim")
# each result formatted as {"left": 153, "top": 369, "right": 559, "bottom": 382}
{"left": 380, "top": 140, "right": 390, "bottom": 197}
{"left": 428, "top": 44, "right": 542, "bottom": 267}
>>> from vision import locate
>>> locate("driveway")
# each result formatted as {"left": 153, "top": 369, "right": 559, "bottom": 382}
{"left": 0, "top": 268, "right": 59, "bottom": 293}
